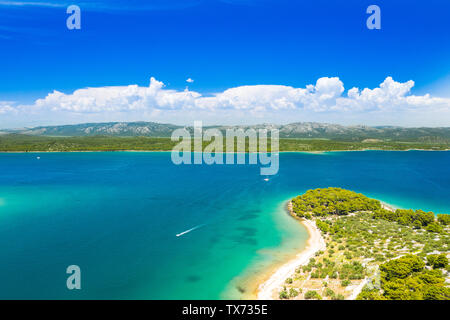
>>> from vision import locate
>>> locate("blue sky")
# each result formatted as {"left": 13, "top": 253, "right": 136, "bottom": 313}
{"left": 0, "top": 0, "right": 449, "bottom": 127}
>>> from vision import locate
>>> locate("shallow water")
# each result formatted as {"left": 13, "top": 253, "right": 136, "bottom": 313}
{"left": 0, "top": 151, "right": 448, "bottom": 299}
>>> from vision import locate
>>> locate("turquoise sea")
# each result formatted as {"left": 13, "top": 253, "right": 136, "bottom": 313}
{"left": 0, "top": 151, "right": 449, "bottom": 299}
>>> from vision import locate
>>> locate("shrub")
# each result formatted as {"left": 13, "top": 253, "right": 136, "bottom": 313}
{"left": 413, "top": 220, "right": 422, "bottom": 229}
{"left": 425, "top": 223, "right": 443, "bottom": 233}
{"left": 380, "top": 255, "right": 425, "bottom": 281}
{"left": 289, "top": 288, "right": 299, "bottom": 298}
{"left": 341, "top": 279, "right": 351, "bottom": 287}
{"left": 279, "top": 287, "right": 288, "bottom": 299}
{"left": 304, "top": 290, "right": 322, "bottom": 300}
{"left": 427, "top": 254, "right": 448, "bottom": 269}
{"left": 423, "top": 286, "right": 450, "bottom": 300}
{"left": 437, "top": 214, "right": 450, "bottom": 226}
{"left": 324, "top": 288, "right": 335, "bottom": 298}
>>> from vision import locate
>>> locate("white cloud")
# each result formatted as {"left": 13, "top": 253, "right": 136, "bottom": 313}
{"left": 0, "top": 1, "right": 66, "bottom": 7}
{"left": 0, "top": 101, "right": 16, "bottom": 114}
{"left": 2, "top": 76, "right": 450, "bottom": 127}
{"left": 186, "top": 78, "right": 194, "bottom": 83}
{"left": 0, "top": 1, "right": 203, "bottom": 11}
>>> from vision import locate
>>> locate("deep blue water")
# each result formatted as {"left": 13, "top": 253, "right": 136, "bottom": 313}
{"left": 0, "top": 151, "right": 449, "bottom": 299}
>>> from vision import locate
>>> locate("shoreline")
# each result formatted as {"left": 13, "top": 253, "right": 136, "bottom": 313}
{"left": 256, "top": 202, "right": 326, "bottom": 300}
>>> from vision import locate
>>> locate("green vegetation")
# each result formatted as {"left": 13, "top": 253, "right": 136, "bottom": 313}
{"left": 282, "top": 188, "right": 449, "bottom": 300}
{"left": 437, "top": 214, "right": 450, "bottom": 226}
{"left": 292, "top": 188, "right": 380, "bottom": 217}
{"left": 304, "top": 290, "right": 322, "bottom": 300}
{"left": 292, "top": 188, "right": 446, "bottom": 234}
{"left": 279, "top": 287, "right": 289, "bottom": 299}
{"left": 0, "top": 134, "right": 448, "bottom": 152}
{"left": 358, "top": 255, "right": 449, "bottom": 300}
{"left": 0, "top": 134, "right": 177, "bottom": 152}
{"left": 373, "top": 208, "right": 444, "bottom": 232}
{"left": 288, "top": 288, "right": 299, "bottom": 298}
{"left": 279, "top": 138, "right": 449, "bottom": 152}
{"left": 427, "top": 254, "right": 449, "bottom": 269}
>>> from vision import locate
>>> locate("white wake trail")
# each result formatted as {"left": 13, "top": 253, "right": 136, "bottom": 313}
{"left": 176, "top": 224, "right": 204, "bottom": 237}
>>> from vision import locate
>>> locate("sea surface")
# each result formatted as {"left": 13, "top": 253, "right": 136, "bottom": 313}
{"left": 0, "top": 151, "right": 449, "bottom": 299}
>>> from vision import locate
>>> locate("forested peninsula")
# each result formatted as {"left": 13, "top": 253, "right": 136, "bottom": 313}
{"left": 272, "top": 188, "right": 449, "bottom": 300}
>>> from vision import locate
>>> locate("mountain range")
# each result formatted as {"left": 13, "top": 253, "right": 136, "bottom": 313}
{"left": 2, "top": 122, "right": 450, "bottom": 142}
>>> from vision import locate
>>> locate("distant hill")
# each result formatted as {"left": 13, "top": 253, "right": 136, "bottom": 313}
{"left": 7, "top": 122, "right": 180, "bottom": 138}
{"left": 4, "top": 122, "right": 450, "bottom": 142}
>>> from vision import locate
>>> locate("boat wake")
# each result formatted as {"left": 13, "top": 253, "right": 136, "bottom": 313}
{"left": 176, "top": 224, "right": 204, "bottom": 237}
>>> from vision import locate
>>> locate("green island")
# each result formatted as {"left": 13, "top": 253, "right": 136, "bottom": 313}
{"left": 0, "top": 134, "right": 448, "bottom": 152}
{"left": 277, "top": 188, "right": 449, "bottom": 300}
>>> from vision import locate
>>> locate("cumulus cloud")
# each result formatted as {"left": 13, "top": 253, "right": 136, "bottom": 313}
{"left": 0, "top": 101, "right": 16, "bottom": 114}
{"left": 33, "top": 78, "right": 202, "bottom": 113}
{"left": 186, "top": 78, "right": 194, "bottom": 83}
{"left": 3, "top": 76, "right": 450, "bottom": 127}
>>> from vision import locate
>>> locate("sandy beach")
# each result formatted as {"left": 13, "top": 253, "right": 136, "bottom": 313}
{"left": 257, "top": 202, "right": 326, "bottom": 300}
